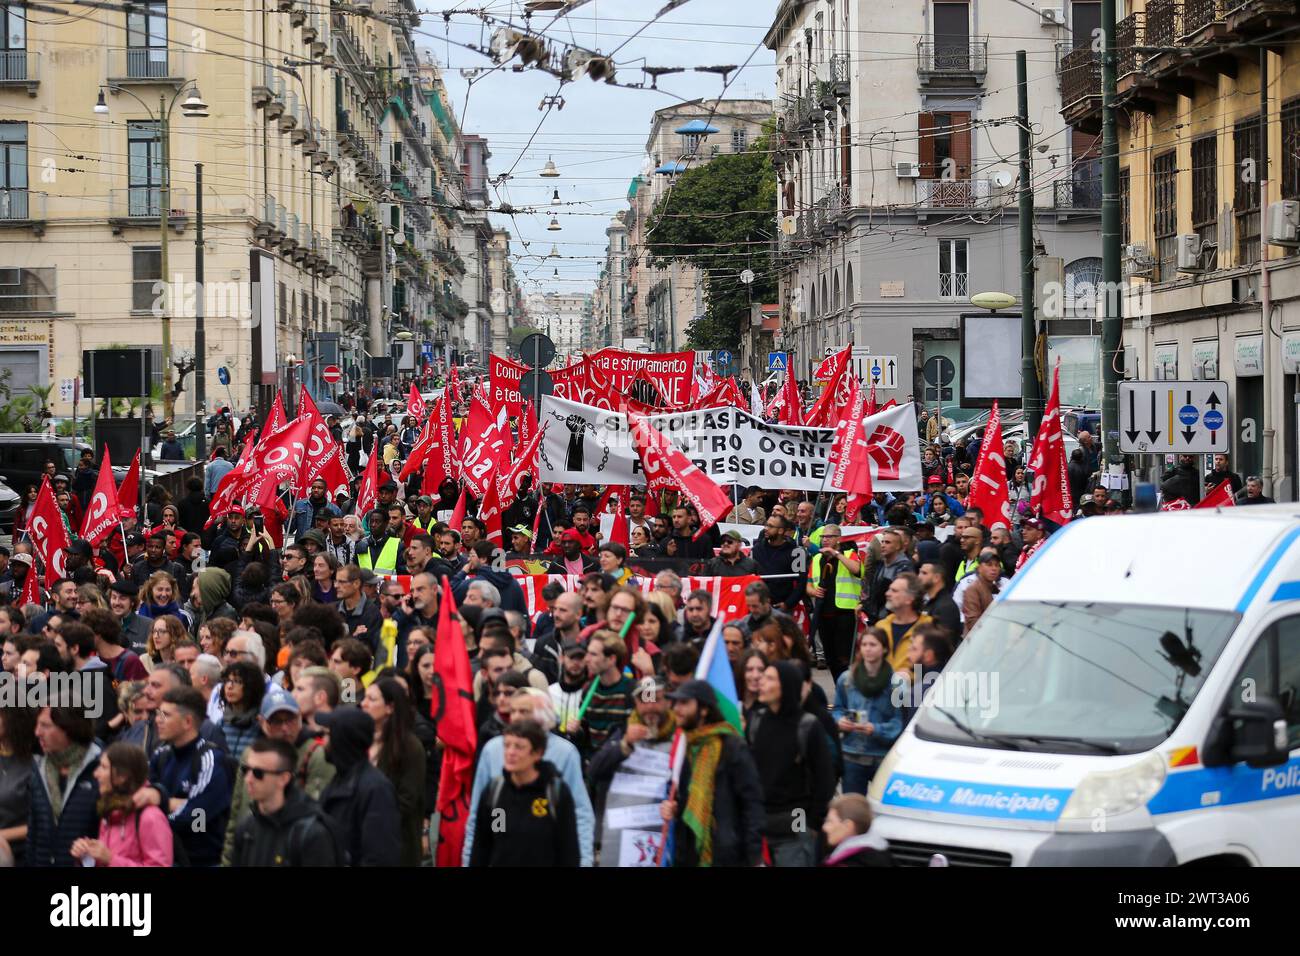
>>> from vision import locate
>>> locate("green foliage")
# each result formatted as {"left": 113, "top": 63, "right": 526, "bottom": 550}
{"left": 646, "top": 128, "right": 778, "bottom": 351}
{"left": 0, "top": 367, "right": 47, "bottom": 432}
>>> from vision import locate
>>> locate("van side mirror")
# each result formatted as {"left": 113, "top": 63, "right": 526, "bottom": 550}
{"left": 1225, "top": 698, "right": 1289, "bottom": 769}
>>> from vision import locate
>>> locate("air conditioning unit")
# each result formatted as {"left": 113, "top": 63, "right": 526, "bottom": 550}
{"left": 1176, "top": 234, "right": 1206, "bottom": 273}
{"left": 1122, "top": 242, "right": 1154, "bottom": 278}
{"left": 896, "top": 161, "right": 920, "bottom": 178}
{"left": 1041, "top": 8, "right": 1065, "bottom": 25}
{"left": 1267, "top": 199, "right": 1300, "bottom": 247}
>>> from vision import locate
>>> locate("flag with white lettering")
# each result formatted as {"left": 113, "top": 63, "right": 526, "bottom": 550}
{"left": 80, "top": 446, "right": 120, "bottom": 546}
{"left": 627, "top": 411, "right": 733, "bottom": 541}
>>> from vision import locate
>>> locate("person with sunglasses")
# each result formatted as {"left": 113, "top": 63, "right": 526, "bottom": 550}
{"left": 228, "top": 737, "right": 340, "bottom": 867}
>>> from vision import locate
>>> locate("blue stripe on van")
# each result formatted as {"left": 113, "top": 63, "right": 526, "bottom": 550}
{"left": 1271, "top": 581, "right": 1300, "bottom": 602}
{"left": 1148, "top": 758, "right": 1300, "bottom": 815}
{"left": 1236, "top": 527, "right": 1300, "bottom": 613}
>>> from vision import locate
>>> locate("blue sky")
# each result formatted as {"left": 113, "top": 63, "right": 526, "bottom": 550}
{"left": 415, "top": 0, "right": 778, "bottom": 298}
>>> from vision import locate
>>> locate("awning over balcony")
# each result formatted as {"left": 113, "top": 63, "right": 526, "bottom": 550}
{"left": 655, "top": 161, "right": 687, "bottom": 174}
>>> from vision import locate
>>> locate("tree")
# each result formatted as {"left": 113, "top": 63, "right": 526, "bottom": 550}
{"left": 645, "top": 128, "right": 777, "bottom": 351}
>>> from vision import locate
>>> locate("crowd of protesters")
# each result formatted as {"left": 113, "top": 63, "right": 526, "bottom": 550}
{"left": 0, "top": 372, "right": 1180, "bottom": 869}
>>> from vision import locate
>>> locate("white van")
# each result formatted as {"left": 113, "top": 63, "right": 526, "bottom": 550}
{"left": 867, "top": 505, "right": 1300, "bottom": 866}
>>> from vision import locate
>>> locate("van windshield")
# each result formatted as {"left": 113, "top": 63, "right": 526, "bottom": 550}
{"left": 914, "top": 601, "right": 1239, "bottom": 755}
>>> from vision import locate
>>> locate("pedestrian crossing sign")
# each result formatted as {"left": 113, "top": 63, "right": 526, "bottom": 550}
{"left": 767, "top": 352, "right": 788, "bottom": 373}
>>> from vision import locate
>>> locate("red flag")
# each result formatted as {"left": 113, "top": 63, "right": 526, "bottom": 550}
{"left": 399, "top": 414, "right": 437, "bottom": 481}
{"left": 695, "top": 376, "right": 747, "bottom": 411}
{"left": 417, "top": 393, "right": 459, "bottom": 495}
{"left": 828, "top": 376, "right": 862, "bottom": 476}
{"left": 1161, "top": 497, "right": 1191, "bottom": 512}
{"left": 459, "top": 386, "right": 511, "bottom": 499}
{"left": 806, "top": 346, "right": 853, "bottom": 427}
{"left": 230, "top": 416, "right": 314, "bottom": 510}
{"left": 865, "top": 382, "right": 879, "bottom": 417}
{"left": 261, "top": 391, "right": 288, "bottom": 442}
{"left": 17, "top": 562, "right": 40, "bottom": 607}
{"left": 497, "top": 421, "right": 547, "bottom": 514}
{"left": 30, "top": 476, "right": 71, "bottom": 586}
{"left": 263, "top": 497, "right": 289, "bottom": 548}
{"left": 1195, "top": 478, "right": 1236, "bottom": 509}
{"left": 813, "top": 345, "right": 852, "bottom": 382}
{"left": 315, "top": 443, "right": 352, "bottom": 499}
{"left": 206, "top": 441, "right": 255, "bottom": 529}
{"left": 296, "top": 388, "right": 342, "bottom": 493}
{"left": 354, "top": 438, "right": 381, "bottom": 517}
{"left": 1027, "top": 361, "right": 1074, "bottom": 526}
{"left": 80, "top": 446, "right": 121, "bottom": 546}
{"left": 966, "top": 401, "right": 1013, "bottom": 531}
{"left": 520, "top": 400, "right": 537, "bottom": 451}
{"left": 839, "top": 389, "right": 875, "bottom": 517}
{"left": 433, "top": 576, "right": 477, "bottom": 867}
{"left": 609, "top": 488, "right": 630, "bottom": 547}
{"left": 447, "top": 365, "right": 462, "bottom": 406}
{"left": 768, "top": 361, "right": 803, "bottom": 425}
{"left": 448, "top": 485, "right": 468, "bottom": 531}
{"left": 478, "top": 468, "right": 505, "bottom": 547}
{"left": 408, "top": 382, "right": 427, "bottom": 420}
{"left": 116, "top": 451, "right": 141, "bottom": 522}
{"left": 627, "top": 411, "right": 734, "bottom": 540}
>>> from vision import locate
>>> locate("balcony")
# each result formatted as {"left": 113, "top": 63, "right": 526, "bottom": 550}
{"left": 0, "top": 189, "right": 47, "bottom": 234}
{"left": 254, "top": 194, "right": 281, "bottom": 241}
{"left": 1053, "top": 177, "right": 1102, "bottom": 212}
{"left": 1059, "top": 47, "right": 1102, "bottom": 133}
{"left": 915, "top": 178, "right": 992, "bottom": 210}
{"left": 108, "top": 187, "right": 189, "bottom": 233}
{"left": 1182, "top": 0, "right": 1232, "bottom": 37}
{"left": 0, "top": 51, "right": 39, "bottom": 95}
{"left": 916, "top": 39, "right": 988, "bottom": 88}
{"left": 105, "top": 48, "right": 188, "bottom": 89}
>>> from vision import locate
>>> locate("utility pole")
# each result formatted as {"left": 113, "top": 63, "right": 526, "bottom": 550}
{"left": 1017, "top": 50, "right": 1042, "bottom": 437}
{"left": 194, "top": 162, "right": 206, "bottom": 460}
{"left": 159, "top": 93, "right": 173, "bottom": 424}
{"left": 1260, "top": 48, "right": 1275, "bottom": 497}
{"left": 1100, "top": 0, "right": 1123, "bottom": 487}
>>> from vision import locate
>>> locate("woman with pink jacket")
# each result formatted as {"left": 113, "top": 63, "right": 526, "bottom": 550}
{"left": 69, "top": 742, "right": 173, "bottom": 867}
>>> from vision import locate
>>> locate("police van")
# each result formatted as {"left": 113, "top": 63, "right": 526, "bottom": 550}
{"left": 867, "top": 505, "right": 1300, "bottom": 866}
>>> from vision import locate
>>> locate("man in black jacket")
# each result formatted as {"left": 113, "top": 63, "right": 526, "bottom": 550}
{"left": 701, "top": 531, "right": 761, "bottom": 576}
{"left": 751, "top": 515, "right": 805, "bottom": 613}
{"left": 333, "top": 565, "right": 384, "bottom": 656}
{"left": 660, "top": 680, "right": 764, "bottom": 867}
{"left": 230, "top": 738, "right": 340, "bottom": 866}
{"left": 665, "top": 505, "right": 720, "bottom": 562}
{"left": 316, "top": 708, "right": 401, "bottom": 866}
{"left": 918, "top": 561, "right": 961, "bottom": 641}
{"left": 747, "top": 660, "right": 836, "bottom": 867}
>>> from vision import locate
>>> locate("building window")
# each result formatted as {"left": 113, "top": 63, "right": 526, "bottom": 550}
{"left": 0, "top": 5, "right": 26, "bottom": 81}
{"left": 132, "top": 246, "right": 160, "bottom": 312}
{"left": 1236, "top": 118, "right": 1261, "bottom": 267}
{"left": 731, "top": 127, "right": 748, "bottom": 152}
{"left": 0, "top": 121, "right": 26, "bottom": 220}
{"left": 1283, "top": 100, "right": 1300, "bottom": 202}
{"left": 1152, "top": 150, "right": 1177, "bottom": 282}
{"left": 127, "top": 121, "right": 162, "bottom": 216}
{"left": 1190, "top": 136, "right": 1217, "bottom": 270}
{"left": 938, "top": 238, "right": 968, "bottom": 298}
{"left": 1065, "top": 257, "right": 1103, "bottom": 316}
{"left": 0, "top": 266, "right": 54, "bottom": 312}
{"left": 125, "top": 1, "right": 168, "bottom": 78}
{"left": 918, "top": 111, "right": 970, "bottom": 181}
{"left": 1119, "top": 166, "right": 1130, "bottom": 247}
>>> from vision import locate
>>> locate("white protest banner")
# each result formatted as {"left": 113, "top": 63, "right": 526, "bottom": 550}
{"left": 618, "top": 828, "right": 665, "bottom": 867}
{"left": 604, "top": 803, "right": 664, "bottom": 831}
{"left": 539, "top": 394, "right": 921, "bottom": 492}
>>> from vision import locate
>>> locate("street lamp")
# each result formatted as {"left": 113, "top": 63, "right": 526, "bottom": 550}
{"left": 94, "top": 80, "right": 209, "bottom": 424}
{"left": 540, "top": 157, "right": 560, "bottom": 177}
{"left": 547, "top": 216, "right": 562, "bottom": 231}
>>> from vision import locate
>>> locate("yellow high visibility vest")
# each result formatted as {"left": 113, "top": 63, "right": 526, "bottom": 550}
{"left": 358, "top": 536, "right": 401, "bottom": 573}
{"left": 811, "top": 552, "right": 862, "bottom": 610}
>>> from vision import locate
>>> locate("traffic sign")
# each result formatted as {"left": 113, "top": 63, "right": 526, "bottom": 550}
{"left": 1118, "top": 380, "right": 1228, "bottom": 453}
{"left": 322, "top": 364, "right": 342, "bottom": 384}
{"left": 217, "top": 366, "right": 230, "bottom": 386}
{"left": 519, "top": 332, "right": 556, "bottom": 369}
{"left": 850, "top": 353, "right": 898, "bottom": 390}
{"left": 519, "top": 368, "right": 554, "bottom": 405}
{"left": 767, "top": 352, "right": 788, "bottom": 373}
{"left": 715, "top": 349, "right": 732, "bottom": 369}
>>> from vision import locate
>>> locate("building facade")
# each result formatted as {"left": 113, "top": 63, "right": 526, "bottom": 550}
{"left": 765, "top": 0, "right": 1102, "bottom": 405}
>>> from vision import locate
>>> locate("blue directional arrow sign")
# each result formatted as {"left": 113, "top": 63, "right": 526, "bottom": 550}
{"left": 217, "top": 366, "right": 230, "bottom": 386}
{"left": 715, "top": 349, "right": 732, "bottom": 369}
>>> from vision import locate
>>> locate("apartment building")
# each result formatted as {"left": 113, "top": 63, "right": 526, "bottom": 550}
{"left": 0, "top": 0, "right": 499, "bottom": 417}
{"left": 536, "top": 292, "right": 588, "bottom": 357}
{"left": 765, "top": 0, "right": 1102, "bottom": 404}
{"left": 1062, "top": 0, "right": 1300, "bottom": 495}
{"left": 624, "top": 99, "right": 772, "bottom": 351}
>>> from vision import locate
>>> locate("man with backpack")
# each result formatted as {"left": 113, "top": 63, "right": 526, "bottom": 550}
{"left": 746, "top": 660, "right": 836, "bottom": 867}
{"left": 229, "top": 738, "right": 342, "bottom": 866}
{"left": 315, "top": 708, "right": 401, "bottom": 866}
{"left": 135, "top": 687, "right": 233, "bottom": 867}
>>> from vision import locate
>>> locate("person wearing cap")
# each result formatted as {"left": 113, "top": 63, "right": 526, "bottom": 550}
{"left": 207, "top": 506, "right": 253, "bottom": 572}
{"left": 501, "top": 474, "right": 539, "bottom": 538}
{"left": 702, "top": 530, "right": 760, "bottom": 577}
{"left": 588, "top": 675, "right": 676, "bottom": 794}
{"left": 807, "top": 525, "right": 864, "bottom": 681}
{"left": 659, "top": 678, "right": 764, "bottom": 867}
{"left": 298, "top": 528, "right": 328, "bottom": 557}
{"left": 376, "top": 479, "right": 400, "bottom": 511}
{"left": 545, "top": 529, "right": 596, "bottom": 577}
{"left": 131, "top": 527, "right": 186, "bottom": 587}
{"left": 1015, "top": 515, "right": 1048, "bottom": 573}
{"left": 961, "top": 547, "right": 1008, "bottom": 636}
{"left": 410, "top": 495, "right": 438, "bottom": 534}
{"left": 357, "top": 509, "right": 404, "bottom": 575}
{"left": 546, "top": 624, "right": 588, "bottom": 740}
{"left": 104, "top": 578, "right": 151, "bottom": 655}
{"left": 507, "top": 525, "right": 534, "bottom": 560}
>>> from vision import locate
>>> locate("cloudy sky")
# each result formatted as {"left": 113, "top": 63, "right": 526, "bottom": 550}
{"left": 413, "top": 0, "right": 779, "bottom": 300}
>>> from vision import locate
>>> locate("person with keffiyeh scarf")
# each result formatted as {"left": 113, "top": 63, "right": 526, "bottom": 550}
{"left": 659, "top": 679, "right": 764, "bottom": 867}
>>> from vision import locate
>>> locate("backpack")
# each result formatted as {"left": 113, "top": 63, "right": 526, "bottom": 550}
{"left": 287, "top": 804, "right": 350, "bottom": 866}
{"left": 487, "top": 773, "right": 563, "bottom": 822}
{"left": 747, "top": 710, "right": 821, "bottom": 791}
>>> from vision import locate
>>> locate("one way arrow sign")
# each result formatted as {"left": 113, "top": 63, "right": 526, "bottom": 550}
{"left": 1118, "top": 380, "right": 1229, "bottom": 454}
